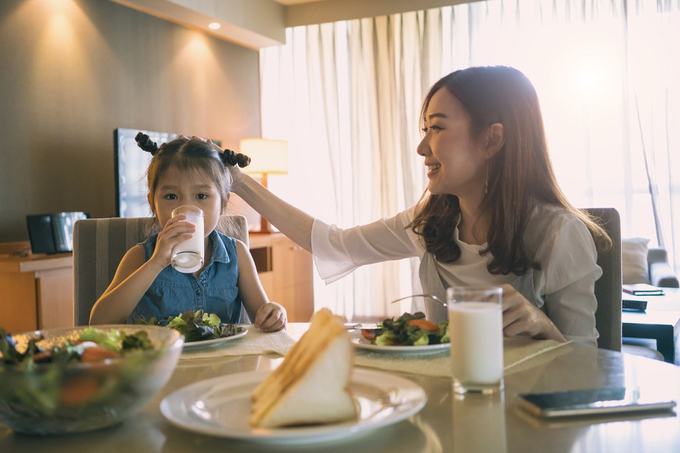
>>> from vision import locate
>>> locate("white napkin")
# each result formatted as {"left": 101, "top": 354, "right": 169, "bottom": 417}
{"left": 179, "top": 327, "right": 296, "bottom": 361}
{"left": 353, "top": 337, "right": 570, "bottom": 378}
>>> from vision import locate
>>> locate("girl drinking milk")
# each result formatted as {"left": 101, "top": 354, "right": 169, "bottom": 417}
{"left": 89, "top": 134, "right": 287, "bottom": 332}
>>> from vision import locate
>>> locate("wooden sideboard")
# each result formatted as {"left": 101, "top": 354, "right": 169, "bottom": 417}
{"left": 0, "top": 250, "right": 74, "bottom": 333}
{"left": 249, "top": 233, "right": 315, "bottom": 323}
{"left": 0, "top": 234, "right": 314, "bottom": 333}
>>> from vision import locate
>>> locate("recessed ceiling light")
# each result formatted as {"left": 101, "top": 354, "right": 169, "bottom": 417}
{"left": 208, "top": 22, "right": 221, "bottom": 30}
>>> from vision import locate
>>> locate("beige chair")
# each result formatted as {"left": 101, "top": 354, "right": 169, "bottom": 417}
{"left": 73, "top": 215, "right": 249, "bottom": 326}
{"left": 584, "top": 208, "right": 622, "bottom": 351}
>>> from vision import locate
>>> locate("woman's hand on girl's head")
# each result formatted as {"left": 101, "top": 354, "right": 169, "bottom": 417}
{"left": 253, "top": 302, "right": 287, "bottom": 332}
{"left": 148, "top": 215, "right": 196, "bottom": 271}
{"left": 225, "top": 157, "right": 245, "bottom": 186}
{"left": 500, "top": 284, "right": 567, "bottom": 342}
{"left": 187, "top": 135, "right": 246, "bottom": 186}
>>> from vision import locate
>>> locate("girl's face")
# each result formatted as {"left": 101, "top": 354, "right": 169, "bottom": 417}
{"left": 151, "top": 166, "right": 225, "bottom": 242}
{"left": 417, "top": 88, "right": 487, "bottom": 199}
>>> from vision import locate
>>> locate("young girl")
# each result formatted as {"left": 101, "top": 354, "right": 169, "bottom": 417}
{"left": 89, "top": 134, "right": 287, "bottom": 332}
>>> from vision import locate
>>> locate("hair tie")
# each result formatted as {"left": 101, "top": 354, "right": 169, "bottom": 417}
{"left": 221, "top": 148, "right": 251, "bottom": 168}
{"left": 135, "top": 132, "right": 159, "bottom": 155}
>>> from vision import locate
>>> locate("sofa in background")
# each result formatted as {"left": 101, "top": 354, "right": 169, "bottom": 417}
{"left": 648, "top": 247, "right": 679, "bottom": 288}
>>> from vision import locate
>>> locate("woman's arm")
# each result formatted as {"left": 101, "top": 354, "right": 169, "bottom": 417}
{"left": 235, "top": 174, "right": 314, "bottom": 252}
{"left": 192, "top": 135, "right": 314, "bottom": 251}
{"left": 231, "top": 161, "right": 419, "bottom": 285}
{"left": 543, "top": 277, "right": 599, "bottom": 346}
{"left": 202, "top": 138, "right": 418, "bottom": 275}
{"left": 235, "top": 240, "right": 286, "bottom": 331}
{"left": 535, "top": 213, "right": 601, "bottom": 346}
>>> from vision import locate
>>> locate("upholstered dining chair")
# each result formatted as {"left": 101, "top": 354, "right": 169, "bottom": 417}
{"left": 584, "top": 207, "right": 622, "bottom": 352}
{"left": 73, "top": 215, "right": 249, "bottom": 327}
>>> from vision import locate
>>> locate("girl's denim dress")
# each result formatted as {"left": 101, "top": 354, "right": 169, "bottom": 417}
{"left": 127, "top": 230, "right": 244, "bottom": 323}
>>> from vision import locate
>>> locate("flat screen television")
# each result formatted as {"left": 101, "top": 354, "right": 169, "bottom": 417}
{"left": 113, "top": 128, "right": 221, "bottom": 218}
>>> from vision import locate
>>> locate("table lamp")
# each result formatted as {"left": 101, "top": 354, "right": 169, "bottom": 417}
{"left": 240, "top": 138, "right": 289, "bottom": 233}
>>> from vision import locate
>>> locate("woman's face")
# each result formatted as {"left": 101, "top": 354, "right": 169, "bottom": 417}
{"left": 150, "top": 166, "right": 225, "bottom": 242}
{"left": 417, "top": 88, "right": 487, "bottom": 198}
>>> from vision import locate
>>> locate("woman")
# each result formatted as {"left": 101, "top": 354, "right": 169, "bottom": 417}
{"left": 213, "top": 66, "right": 611, "bottom": 346}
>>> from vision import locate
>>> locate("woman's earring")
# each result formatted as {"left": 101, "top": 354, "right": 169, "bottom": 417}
{"left": 485, "top": 160, "right": 489, "bottom": 194}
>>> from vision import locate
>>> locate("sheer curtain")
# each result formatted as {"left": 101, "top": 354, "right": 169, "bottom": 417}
{"left": 626, "top": 0, "right": 680, "bottom": 263}
{"left": 260, "top": 14, "right": 441, "bottom": 320}
{"left": 260, "top": 0, "right": 680, "bottom": 320}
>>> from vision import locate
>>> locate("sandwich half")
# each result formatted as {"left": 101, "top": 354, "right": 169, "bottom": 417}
{"left": 250, "top": 308, "right": 356, "bottom": 428}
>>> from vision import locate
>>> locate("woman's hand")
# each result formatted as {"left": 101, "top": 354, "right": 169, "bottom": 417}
{"left": 500, "top": 284, "right": 567, "bottom": 342}
{"left": 254, "top": 302, "right": 287, "bottom": 332}
{"left": 186, "top": 135, "right": 245, "bottom": 186}
{"left": 148, "top": 215, "right": 196, "bottom": 271}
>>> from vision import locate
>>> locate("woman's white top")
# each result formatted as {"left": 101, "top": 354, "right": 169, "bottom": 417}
{"left": 311, "top": 203, "right": 602, "bottom": 346}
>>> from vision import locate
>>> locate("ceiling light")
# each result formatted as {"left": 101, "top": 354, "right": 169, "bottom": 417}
{"left": 208, "top": 22, "right": 220, "bottom": 30}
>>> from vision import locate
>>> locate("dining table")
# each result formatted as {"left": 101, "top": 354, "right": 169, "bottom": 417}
{"left": 1, "top": 323, "right": 679, "bottom": 453}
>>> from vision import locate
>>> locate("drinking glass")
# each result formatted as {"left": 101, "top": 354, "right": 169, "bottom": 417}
{"left": 170, "top": 205, "right": 204, "bottom": 273}
{"left": 447, "top": 286, "right": 504, "bottom": 394}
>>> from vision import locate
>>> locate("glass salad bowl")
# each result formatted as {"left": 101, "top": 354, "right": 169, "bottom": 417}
{"left": 0, "top": 324, "right": 183, "bottom": 435}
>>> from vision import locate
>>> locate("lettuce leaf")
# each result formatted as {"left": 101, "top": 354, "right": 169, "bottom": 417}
{"left": 79, "top": 328, "right": 123, "bottom": 352}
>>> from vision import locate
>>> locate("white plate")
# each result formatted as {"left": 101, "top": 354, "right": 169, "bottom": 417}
{"left": 351, "top": 334, "right": 450, "bottom": 354}
{"left": 181, "top": 328, "right": 247, "bottom": 350}
{"left": 160, "top": 369, "right": 427, "bottom": 444}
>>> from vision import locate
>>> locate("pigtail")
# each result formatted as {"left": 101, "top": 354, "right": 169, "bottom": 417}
{"left": 135, "top": 132, "right": 159, "bottom": 155}
{"left": 221, "top": 148, "right": 251, "bottom": 168}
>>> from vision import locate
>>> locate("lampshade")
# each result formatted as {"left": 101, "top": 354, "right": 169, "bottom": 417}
{"left": 240, "top": 138, "right": 288, "bottom": 176}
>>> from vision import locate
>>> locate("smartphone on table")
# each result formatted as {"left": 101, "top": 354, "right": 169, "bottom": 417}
{"left": 516, "top": 387, "right": 676, "bottom": 418}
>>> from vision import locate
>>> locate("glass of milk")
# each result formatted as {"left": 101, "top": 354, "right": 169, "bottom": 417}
{"left": 446, "top": 286, "right": 504, "bottom": 395}
{"left": 170, "top": 205, "right": 204, "bottom": 274}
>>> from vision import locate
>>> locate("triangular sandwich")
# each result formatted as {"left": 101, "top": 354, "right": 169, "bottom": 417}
{"left": 250, "top": 308, "right": 356, "bottom": 428}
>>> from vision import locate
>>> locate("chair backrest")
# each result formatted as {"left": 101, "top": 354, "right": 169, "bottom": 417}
{"left": 583, "top": 208, "right": 622, "bottom": 351}
{"left": 73, "top": 215, "right": 248, "bottom": 326}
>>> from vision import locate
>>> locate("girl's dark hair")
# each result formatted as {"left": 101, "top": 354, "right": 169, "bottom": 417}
{"left": 135, "top": 133, "right": 250, "bottom": 215}
{"left": 408, "top": 66, "right": 612, "bottom": 275}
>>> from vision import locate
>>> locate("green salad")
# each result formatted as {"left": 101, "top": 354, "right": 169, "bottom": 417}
{"left": 135, "top": 309, "right": 243, "bottom": 343}
{"left": 0, "top": 327, "right": 153, "bottom": 366}
{"left": 361, "top": 312, "right": 450, "bottom": 346}
{"left": 0, "top": 327, "right": 162, "bottom": 422}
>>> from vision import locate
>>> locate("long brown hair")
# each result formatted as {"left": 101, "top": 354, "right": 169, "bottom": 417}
{"left": 409, "top": 66, "right": 612, "bottom": 275}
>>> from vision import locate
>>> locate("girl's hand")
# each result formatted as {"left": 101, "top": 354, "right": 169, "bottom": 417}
{"left": 186, "top": 135, "right": 245, "bottom": 186}
{"left": 148, "top": 215, "right": 196, "bottom": 271}
{"left": 500, "top": 284, "right": 567, "bottom": 342}
{"left": 254, "top": 302, "right": 287, "bottom": 332}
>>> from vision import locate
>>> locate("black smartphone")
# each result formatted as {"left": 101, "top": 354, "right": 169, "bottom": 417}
{"left": 516, "top": 388, "right": 676, "bottom": 418}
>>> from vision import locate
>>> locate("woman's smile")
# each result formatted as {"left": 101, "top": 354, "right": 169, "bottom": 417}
{"left": 426, "top": 163, "right": 441, "bottom": 178}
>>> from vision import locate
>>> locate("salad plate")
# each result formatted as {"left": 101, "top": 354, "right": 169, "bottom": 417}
{"left": 160, "top": 369, "right": 427, "bottom": 444}
{"left": 351, "top": 334, "right": 450, "bottom": 354}
{"left": 349, "top": 312, "right": 450, "bottom": 354}
{"left": 181, "top": 328, "right": 248, "bottom": 350}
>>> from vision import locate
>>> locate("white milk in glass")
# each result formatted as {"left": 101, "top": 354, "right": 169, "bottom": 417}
{"left": 171, "top": 206, "right": 204, "bottom": 274}
{"left": 449, "top": 300, "right": 504, "bottom": 393}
